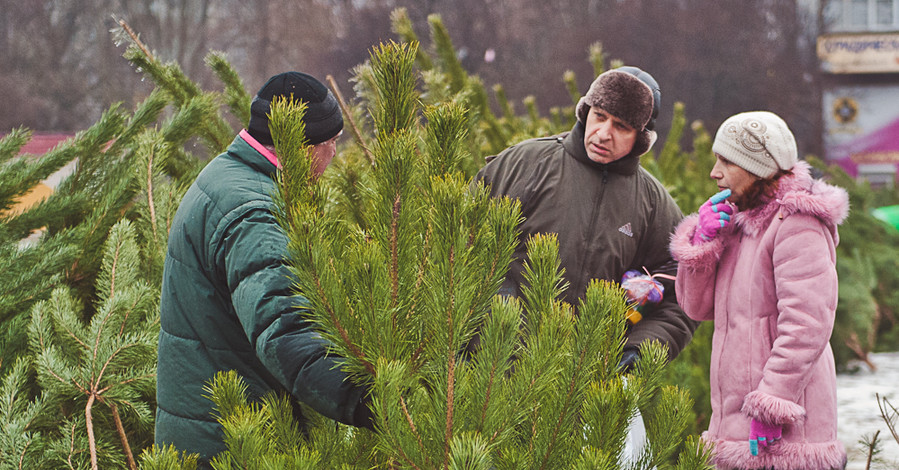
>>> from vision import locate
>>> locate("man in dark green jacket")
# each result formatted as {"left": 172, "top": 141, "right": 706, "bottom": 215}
{"left": 155, "top": 72, "right": 371, "bottom": 465}
{"left": 474, "top": 66, "right": 698, "bottom": 369}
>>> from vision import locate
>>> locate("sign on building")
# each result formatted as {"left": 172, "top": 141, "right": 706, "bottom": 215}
{"left": 817, "top": 33, "right": 899, "bottom": 74}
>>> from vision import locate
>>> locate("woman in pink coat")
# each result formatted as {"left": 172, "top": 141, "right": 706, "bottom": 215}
{"left": 670, "top": 111, "right": 848, "bottom": 470}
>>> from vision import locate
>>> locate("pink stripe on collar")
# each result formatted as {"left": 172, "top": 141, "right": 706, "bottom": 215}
{"left": 239, "top": 129, "right": 280, "bottom": 169}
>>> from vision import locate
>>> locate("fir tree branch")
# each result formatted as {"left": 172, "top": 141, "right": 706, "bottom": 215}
{"left": 85, "top": 392, "right": 99, "bottom": 470}
{"left": 44, "top": 360, "right": 89, "bottom": 397}
{"left": 428, "top": 15, "right": 466, "bottom": 94}
{"left": 399, "top": 394, "right": 427, "bottom": 468}
{"left": 478, "top": 361, "right": 498, "bottom": 432}
{"left": 145, "top": 148, "right": 158, "bottom": 244}
{"left": 394, "top": 445, "right": 423, "bottom": 470}
{"left": 116, "top": 18, "right": 154, "bottom": 62}
{"left": 0, "top": 127, "right": 30, "bottom": 163}
{"left": 109, "top": 402, "right": 137, "bottom": 470}
{"left": 390, "top": 9, "right": 433, "bottom": 70}
{"left": 520, "top": 363, "right": 555, "bottom": 455}
{"left": 206, "top": 52, "right": 250, "bottom": 126}
{"left": 539, "top": 340, "right": 589, "bottom": 470}
{"left": 93, "top": 341, "right": 146, "bottom": 395}
{"left": 106, "top": 240, "right": 121, "bottom": 299}
{"left": 390, "top": 193, "right": 401, "bottom": 308}
{"left": 405, "top": 228, "right": 431, "bottom": 374}
{"left": 308, "top": 254, "right": 374, "bottom": 375}
{"left": 16, "top": 440, "right": 29, "bottom": 470}
{"left": 326, "top": 75, "right": 374, "bottom": 166}
{"left": 442, "top": 246, "right": 456, "bottom": 469}
{"left": 410, "top": 342, "right": 426, "bottom": 374}
{"left": 67, "top": 421, "right": 77, "bottom": 469}
{"left": 117, "top": 296, "right": 139, "bottom": 338}
{"left": 96, "top": 373, "right": 155, "bottom": 396}
{"left": 528, "top": 406, "right": 539, "bottom": 453}
{"left": 443, "top": 353, "right": 456, "bottom": 470}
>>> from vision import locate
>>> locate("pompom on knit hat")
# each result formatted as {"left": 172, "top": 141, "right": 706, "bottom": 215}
{"left": 575, "top": 66, "right": 661, "bottom": 159}
{"left": 247, "top": 71, "right": 343, "bottom": 146}
{"left": 712, "top": 111, "right": 798, "bottom": 179}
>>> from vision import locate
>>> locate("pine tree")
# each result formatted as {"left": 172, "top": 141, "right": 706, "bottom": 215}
{"left": 7, "top": 6, "right": 898, "bottom": 468}
{"left": 0, "top": 18, "right": 252, "bottom": 468}
{"left": 0, "top": 221, "right": 157, "bottom": 469}
{"left": 0, "top": 40, "right": 219, "bottom": 370}
{"left": 138, "top": 39, "right": 713, "bottom": 470}
{"left": 0, "top": 105, "right": 136, "bottom": 375}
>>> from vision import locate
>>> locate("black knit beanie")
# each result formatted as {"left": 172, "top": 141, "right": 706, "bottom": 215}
{"left": 247, "top": 72, "right": 343, "bottom": 146}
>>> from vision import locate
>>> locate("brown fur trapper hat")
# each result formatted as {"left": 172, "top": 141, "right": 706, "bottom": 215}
{"left": 576, "top": 67, "right": 660, "bottom": 158}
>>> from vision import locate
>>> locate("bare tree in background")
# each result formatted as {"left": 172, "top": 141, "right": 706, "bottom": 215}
{"left": 346, "top": 0, "right": 821, "bottom": 155}
{"left": 0, "top": 1, "right": 212, "bottom": 131}
{"left": 109, "top": 0, "right": 213, "bottom": 77}
{"left": 0, "top": 0, "right": 822, "bottom": 155}
{"left": 0, "top": 2, "right": 133, "bottom": 131}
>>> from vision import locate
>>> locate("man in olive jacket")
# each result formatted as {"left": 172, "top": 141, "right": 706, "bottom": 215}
{"left": 474, "top": 67, "right": 697, "bottom": 369}
{"left": 155, "top": 72, "right": 371, "bottom": 465}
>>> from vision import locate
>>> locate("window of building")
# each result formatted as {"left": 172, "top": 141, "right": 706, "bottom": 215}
{"left": 827, "top": 0, "right": 899, "bottom": 31}
{"left": 877, "top": 0, "right": 894, "bottom": 25}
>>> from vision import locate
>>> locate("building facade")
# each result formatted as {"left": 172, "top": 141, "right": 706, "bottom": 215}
{"left": 816, "top": 0, "right": 899, "bottom": 186}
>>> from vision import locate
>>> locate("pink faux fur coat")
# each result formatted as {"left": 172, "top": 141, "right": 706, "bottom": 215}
{"left": 670, "top": 161, "right": 849, "bottom": 470}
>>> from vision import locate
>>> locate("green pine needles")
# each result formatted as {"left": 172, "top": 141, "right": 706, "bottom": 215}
{"left": 5, "top": 8, "right": 899, "bottom": 468}
{"left": 185, "top": 40, "right": 714, "bottom": 470}
{"left": 1, "top": 220, "right": 158, "bottom": 469}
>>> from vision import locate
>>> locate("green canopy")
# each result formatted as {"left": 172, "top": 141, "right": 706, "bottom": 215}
{"left": 871, "top": 205, "right": 899, "bottom": 230}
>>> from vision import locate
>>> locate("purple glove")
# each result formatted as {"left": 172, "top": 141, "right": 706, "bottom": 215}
{"left": 749, "top": 418, "right": 782, "bottom": 456}
{"left": 693, "top": 189, "right": 733, "bottom": 244}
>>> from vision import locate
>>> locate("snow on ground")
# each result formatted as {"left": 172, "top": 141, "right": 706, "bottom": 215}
{"left": 838, "top": 351, "right": 899, "bottom": 470}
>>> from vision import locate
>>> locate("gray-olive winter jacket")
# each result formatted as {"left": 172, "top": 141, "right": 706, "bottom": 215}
{"left": 155, "top": 131, "right": 367, "bottom": 464}
{"left": 474, "top": 122, "right": 697, "bottom": 359}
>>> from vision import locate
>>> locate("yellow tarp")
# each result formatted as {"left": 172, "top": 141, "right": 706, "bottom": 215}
{"left": 2, "top": 183, "right": 54, "bottom": 217}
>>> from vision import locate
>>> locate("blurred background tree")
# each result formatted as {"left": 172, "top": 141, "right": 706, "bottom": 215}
{"left": 1, "top": 0, "right": 823, "bottom": 156}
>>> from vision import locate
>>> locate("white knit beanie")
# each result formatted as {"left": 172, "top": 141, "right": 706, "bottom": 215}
{"left": 711, "top": 111, "right": 798, "bottom": 178}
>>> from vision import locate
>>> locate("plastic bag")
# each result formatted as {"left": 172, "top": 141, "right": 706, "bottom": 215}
{"left": 621, "top": 269, "right": 664, "bottom": 306}
{"left": 621, "top": 269, "right": 672, "bottom": 324}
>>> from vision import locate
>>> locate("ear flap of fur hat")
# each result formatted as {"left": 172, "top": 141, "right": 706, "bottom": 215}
{"left": 575, "top": 69, "right": 655, "bottom": 131}
{"left": 631, "top": 129, "right": 657, "bottom": 159}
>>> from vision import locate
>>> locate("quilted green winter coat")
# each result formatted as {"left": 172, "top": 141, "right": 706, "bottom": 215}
{"left": 155, "top": 131, "right": 368, "bottom": 464}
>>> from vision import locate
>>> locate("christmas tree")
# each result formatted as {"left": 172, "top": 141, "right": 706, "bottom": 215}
{"left": 2, "top": 221, "right": 158, "bottom": 469}
{"left": 139, "top": 39, "right": 713, "bottom": 470}
{"left": 0, "top": 19, "right": 246, "bottom": 468}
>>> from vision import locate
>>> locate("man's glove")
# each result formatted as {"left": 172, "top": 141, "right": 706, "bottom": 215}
{"left": 748, "top": 418, "right": 782, "bottom": 455}
{"left": 618, "top": 347, "right": 640, "bottom": 373}
{"left": 693, "top": 189, "right": 733, "bottom": 244}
